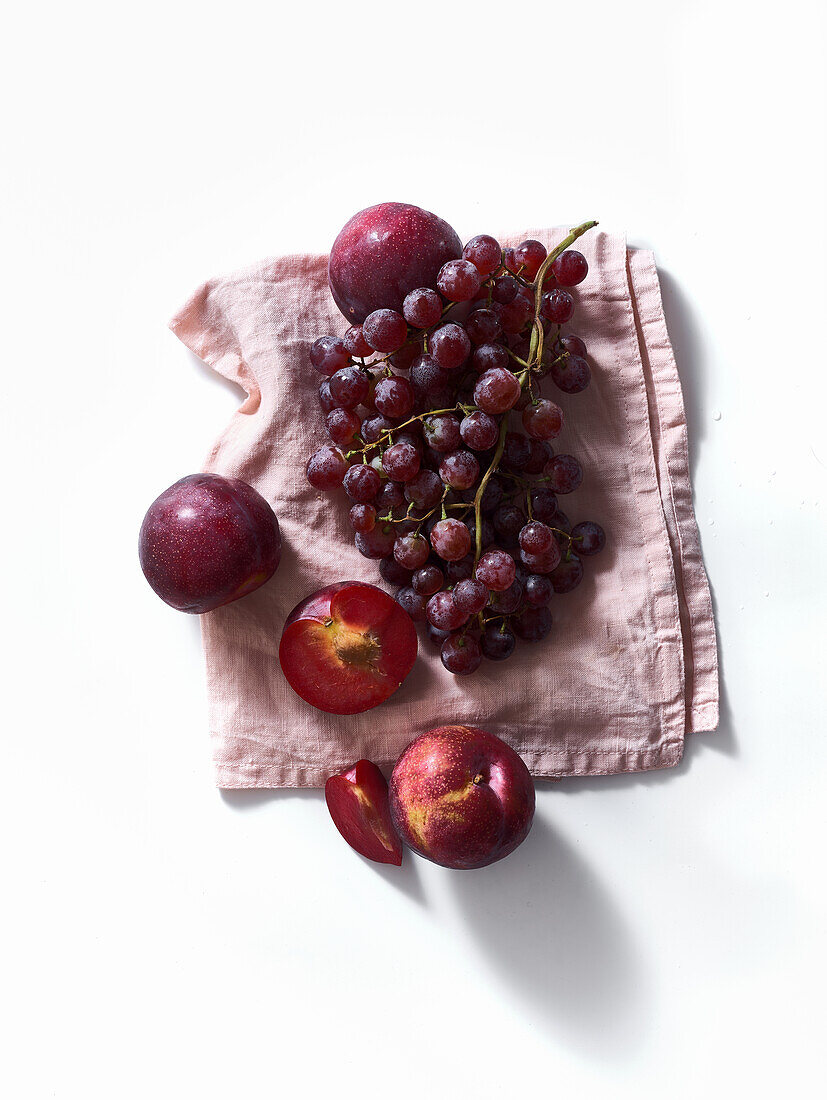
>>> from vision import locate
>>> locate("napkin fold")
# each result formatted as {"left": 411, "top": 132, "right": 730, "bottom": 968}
{"left": 170, "top": 228, "right": 718, "bottom": 788}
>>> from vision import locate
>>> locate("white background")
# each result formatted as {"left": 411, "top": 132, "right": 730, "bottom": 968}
{"left": 2, "top": 1, "right": 825, "bottom": 1096}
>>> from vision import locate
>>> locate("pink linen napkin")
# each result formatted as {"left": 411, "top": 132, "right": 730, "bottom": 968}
{"left": 170, "top": 227, "right": 719, "bottom": 788}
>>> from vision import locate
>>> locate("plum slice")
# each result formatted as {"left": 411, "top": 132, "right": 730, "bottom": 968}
{"left": 325, "top": 760, "right": 403, "bottom": 866}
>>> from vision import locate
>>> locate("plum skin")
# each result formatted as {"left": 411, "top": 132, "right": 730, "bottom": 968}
{"left": 139, "top": 474, "right": 281, "bottom": 613}
{"left": 389, "top": 725, "right": 535, "bottom": 870}
{"left": 328, "top": 202, "right": 463, "bottom": 323}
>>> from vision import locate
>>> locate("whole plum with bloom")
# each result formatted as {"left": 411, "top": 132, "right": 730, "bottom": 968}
{"left": 139, "top": 474, "right": 282, "bottom": 614}
{"left": 389, "top": 725, "right": 535, "bottom": 870}
{"left": 328, "top": 202, "right": 462, "bottom": 322}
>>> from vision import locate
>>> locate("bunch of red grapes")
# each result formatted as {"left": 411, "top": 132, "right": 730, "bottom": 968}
{"left": 306, "top": 225, "right": 606, "bottom": 676}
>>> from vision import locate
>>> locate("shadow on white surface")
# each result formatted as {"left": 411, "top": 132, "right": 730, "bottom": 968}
{"left": 449, "top": 814, "right": 648, "bottom": 1058}
{"left": 658, "top": 268, "right": 708, "bottom": 481}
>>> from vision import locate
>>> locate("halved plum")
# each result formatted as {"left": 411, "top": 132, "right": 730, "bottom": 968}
{"left": 279, "top": 582, "right": 417, "bottom": 714}
{"left": 325, "top": 760, "right": 403, "bottom": 866}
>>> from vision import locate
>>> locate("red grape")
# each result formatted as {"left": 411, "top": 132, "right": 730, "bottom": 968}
{"left": 545, "top": 454, "right": 583, "bottom": 494}
{"left": 441, "top": 633, "right": 483, "bottom": 675}
{"left": 429, "top": 323, "right": 471, "bottom": 370}
{"left": 412, "top": 564, "right": 444, "bottom": 596}
{"left": 362, "top": 414, "right": 394, "bottom": 444}
{"left": 343, "top": 325, "right": 373, "bottom": 358}
{"left": 382, "top": 441, "right": 420, "bottom": 482}
{"left": 330, "top": 366, "right": 369, "bottom": 409}
{"left": 307, "top": 445, "right": 349, "bottom": 489}
{"left": 437, "top": 259, "right": 482, "bottom": 302}
{"left": 475, "top": 548, "right": 516, "bottom": 591}
{"left": 423, "top": 413, "right": 461, "bottom": 452}
{"left": 541, "top": 289, "right": 575, "bottom": 324}
{"left": 374, "top": 376, "right": 415, "bottom": 419}
{"left": 524, "top": 574, "right": 553, "bottom": 607}
{"left": 396, "top": 586, "right": 427, "bottom": 622}
{"left": 439, "top": 450, "right": 480, "bottom": 490}
{"left": 460, "top": 410, "right": 499, "bottom": 450}
{"left": 465, "top": 308, "right": 502, "bottom": 346}
{"left": 522, "top": 398, "right": 563, "bottom": 440}
{"left": 426, "top": 590, "right": 468, "bottom": 631}
{"left": 349, "top": 503, "right": 376, "bottom": 532}
{"left": 444, "top": 555, "right": 474, "bottom": 583}
{"left": 403, "top": 287, "right": 443, "bottom": 329}
{"left": 343, "top": 463, "right": 381, "bottom": 502}
{"left": 404, "top": 469, "right": 443, "bottom": 510}
{"left": 551, "top": 250, "right": 588, "bottom": 287}
{"left": 511, "top": 239, "right": 547, "bottom": 279}
{"left": 512, "top": 606, "right": 553, "bottom": 642}
{"left": 463, "top": 234, "right": 501, "bottom": 276}
{"left": 550, "top": 353, "right": 591, "bottom": 394}
{"left": 453, "top": 578, "right": 489, "bottom": 614}
{"left": 310, "top": 335, "right": 350, "bottom": 376}
{"left": 394, "top": 533, "right": 430, "bottom": 569}
{"left": 488, "top": 579, "right": 523, "bottom": 615}
{"left": 318, "top": 379, "right": 337, "bottom": 414}
{"left": 530, "top": 488, "right": 559, "bottom": 523}
{"left": 550, "top": 553, "right": 584, "bottom": 593}
{"left": 363, "top": 309, "right": 408, "bottom": 353}
{"left": 492, "top": 275, "right": 518, "bottom": 304}
{"left": 355, "top": 523, "right": 396, "bottom": 559}
{"left": 524, "top": 439, "right": 552, "bottom": 474}
{"left": 502, "top": 431, "right": 531, "bottom": 471}
{"left": 325, "top": 407, "right": 361, "bottom": 445}
{"left": 571, "top": 521, "right": 606, "bottom": 556}
{"left": 519, "top": 521, "right": 555, "bottom": 554}
{"left": 493, "top": 504, "right": 526, "bottom": 541}
{"left": 411, "top": 354, "right": 452, "bottom": 395}
{"left": 379, "top": 556, "right": 412, "bottom": 587}
{"left": 430, "top": 517, "right": 472, "bottom": 561}
{"left": 474, "top": 367, "right": 521, "bottom": 414}
{"left": 481, "top": 622, "right": 516, "bottom": 661}
{"left": 471, "top": 342, "right": 509, "bottom": 373}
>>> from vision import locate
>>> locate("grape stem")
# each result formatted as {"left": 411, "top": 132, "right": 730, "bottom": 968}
{"left": 472, "top": 415, "right": 509, "bottom": 562}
